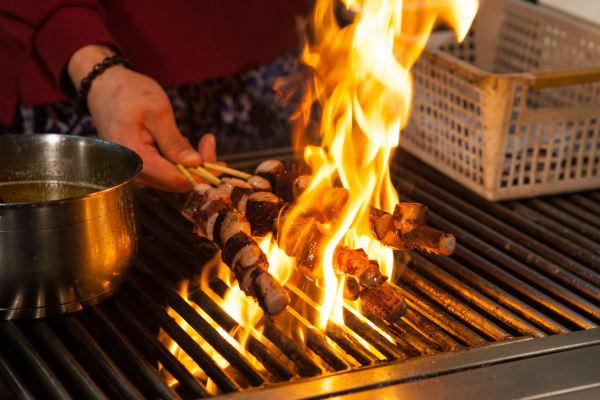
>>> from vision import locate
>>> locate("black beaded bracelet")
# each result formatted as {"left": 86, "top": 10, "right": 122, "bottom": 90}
{"left": 76, "top": 55, "right": 133, "bottom": 115}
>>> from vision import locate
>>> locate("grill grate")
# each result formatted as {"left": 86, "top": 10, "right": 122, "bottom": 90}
{"left": 0, "top": 148, "right": 599, "bottom": 399}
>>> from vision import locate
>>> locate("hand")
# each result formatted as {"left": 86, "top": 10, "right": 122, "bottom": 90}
{"left": 68, "top": 44, "right": 216, "bottom": 192}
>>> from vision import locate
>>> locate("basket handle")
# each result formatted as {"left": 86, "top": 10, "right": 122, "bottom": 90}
{"left": 531, "top": 67, "right": 600, "bottom": 89}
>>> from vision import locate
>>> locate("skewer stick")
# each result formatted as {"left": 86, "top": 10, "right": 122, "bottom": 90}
{"left": 176, "top": 163, "right": 197, "bottom": 186}
{"left": 190, "top": 166, "right": 221, "bottom": 186}
{"left": 203, "top": 162, "right": 251, "bottom": 180}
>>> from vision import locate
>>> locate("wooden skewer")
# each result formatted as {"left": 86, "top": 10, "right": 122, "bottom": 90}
{"left": 203, "top": 161, "right": 251, "bottom": 180}
{"left": 190, "top": 166, "right": 221, "bottom": 186}
{"left": 176, "top": 163, "right": 197, "bottom": 186}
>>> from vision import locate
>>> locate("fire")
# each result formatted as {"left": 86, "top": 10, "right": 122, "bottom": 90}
{"left": 161, "top": 0, "right": 477, "bottom": 378}
{"left": 292, "top": 0, "right": 477, "bottom": 329}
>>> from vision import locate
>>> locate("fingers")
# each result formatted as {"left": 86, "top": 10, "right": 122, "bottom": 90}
{"left": 145, "top": 105, "right": 202, "bottom": 166}
{"left": 137, "top": 146, "right": 194, "bottom": 192}
{"left": 198, "top": 133, "right": 217, "bottom": 163}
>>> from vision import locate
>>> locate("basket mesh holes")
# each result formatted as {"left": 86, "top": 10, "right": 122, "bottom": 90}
{"left": 404, "top": 58, "right": 485, "bottom": 186}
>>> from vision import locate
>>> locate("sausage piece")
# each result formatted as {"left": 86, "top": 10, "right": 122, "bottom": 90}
{"left": 246, "top": 192, "right": 281, "bottom": 237}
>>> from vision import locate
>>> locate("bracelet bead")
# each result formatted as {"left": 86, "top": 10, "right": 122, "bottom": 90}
{"left": 81, "top": 77, "right": 91, "bottom": 90}
{"left": 92, "top": 64, "right": 105, "bottom": 75}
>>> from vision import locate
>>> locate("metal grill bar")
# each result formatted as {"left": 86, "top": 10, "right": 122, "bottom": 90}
{"left": 135, "top": 246, "right": 297, "bottom": 383}
{"left": 400, "top": 268, "right": 512, "bottom": 341}
{"left": 543, "top": 198, "right": 600, "bottom": 230}
{"left": 402, "top": 308, "right": 463, "bottom": 351}
{"left": 62, "top": 316, "right": 145, "bottom": 400}
{"left": 526, "top": 199, "right": 600, "bottom": 243}
{"left": 436, "top": 219, "right": 598, "bottom": 328}
{"left": 184, "top": 288, "right": 297, "bottom": 382}
{"left": 30, "top": 321, "right": 109, "bottom": 400}
{"left": 131, "top": 271, "right": 266, "bottom": 387}
{"left": 122, "top": 277, "right": 240, "bottom": 393}
{"left": 361, "top": 312, "right": 437, "bottom": 356}
{"left": 397, "top": 167, "right": 600, "bottom": 276}
{"left": 568, "top": 195, "right": 600, "bottom": 218}
{"left": 90, "top": 306, "right": 183, "bottom": 400}
{"left": 589, "top": 193, "right": 600, "bottom": 205}
{"left": 0, "top": 322, "right": 73, "bottom": 400}
{"left": 323, "top": 322, "right": 379, "bottom": 365}
{"left": 341, "top": 308, "right": 405, "bottom": 360}
{"left": 305, "top": 328, "right": 351, "bottom": 371}
{"left": 280, "top": 306, "right": 354, "bottom": 369}
{"left": 396, "top": 186, "right": 600, "bottom": 324}
{"left": 509, "top": 202, "right": 600, "bottom": 256}
{"left": 261, "top": 323, "right": 323, "bottom": 377}
{"left": 283, "top": 285, "right": 380, "bottom": 365}
{"left": 110, "top": 295, "right": 210, "bottom": 398}
{"left": 416, "top": 252, "right": 568, "bottom": 335}
{"left": 407, "top": 253, "right": 548, "bottom": 338}
{"left": 395, "top": 285, "right": 487, "bottom": 346}
{"left": 393, "top": 176, "right": 600, "bottom": 302}
{"left": 282, "top": 278, "right": 399, "bottom": 362}
{"left": 0, "top": 348, "right": 35, "bottom": 400}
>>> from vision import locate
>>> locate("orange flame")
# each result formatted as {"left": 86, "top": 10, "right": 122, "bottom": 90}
{"left": 293, "top": 0, "right": 477, "bottom": 329}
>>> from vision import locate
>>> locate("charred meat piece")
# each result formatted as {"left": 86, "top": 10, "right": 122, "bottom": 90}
{"left": 202, "top": 187, "right": 232, "bottom": 208}
{"left": 246, "top": 192, "right": 281, "bottom": 237}
{"left": 369, "top": 207, "right": 393, "bottom": 240}
{"left": 401, "top": 220, "right": 455, "bottom": 256}
{"left": 222, "top": 232, "right": 257, "bottom": 267}
{"left": 250, "top": 267, "right": 289, "bottom": 316}
{"left": 181, "top": 183, "right": 212, "bottom": 222}
{"left": 343, "top": 277, "right": 362, "bottom": 301}
{"left": 296, "top": 222, "right": 329, "bottom": 280}
{"left": 231, "top": 186, "right": 254, "bottom": 215}
{"left": 369, "top": 205, "right": 455, "bottom": 255}
{"left": 321, "top": 187, "right": 350, "bottom": 223}
{"left": 222, "top": 231, "right": 289, "bottom": 315}
{"left": 275, "top": 165, "right": 302, "bottom": 202}
{"left": 359, "top": 282, "right": 407, "bottom": 323}
{"left": 195, "top": 200, "right": 230, "bottom": 243}
{"left": 292, "top": 174, "right": 313, "bottom": 199}
{"left": 247, "top": 175, "right": 272, "bottom": 192}
{"left": 255, "top": 160, "right": 284, "bottom": 190}
{"left": 394, "top": 203, "right": 428, "bottom": 225}
{"left": 219, "top": 177, "right": 253, "bottom": 196}
{"left": 277, "top": 213, "right": 316, "bottom": 258}
{"left": 371, "top": 208, "right": 405, "bottom": 250}
{"left": 219, "top": 212, "right": 251, "bottom": 249}
{"left": 332, "top": 246, "right": 388, "bottom": 288}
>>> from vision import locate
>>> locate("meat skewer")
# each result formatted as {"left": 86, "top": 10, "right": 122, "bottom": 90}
{"left": 254, "top": 160, "right": 455, "bottom": 256}
{"left": 182, "top": 181, "right": 402, "bottom": 323}
{"left": 179, "top": 173, "right": 289, "bottom": 315}
{"left": 180, "top": 161, "right": 452, "bottom": 323}
{"left": 369, "top": 204, "right": 455, "bottom": 256}
{"left": 182, "top": 179, "right": 404, "bottom": 322}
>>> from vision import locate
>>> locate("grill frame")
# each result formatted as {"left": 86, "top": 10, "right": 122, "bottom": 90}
{"left": 0, "top": 147, "right": 598, "bottom": 399}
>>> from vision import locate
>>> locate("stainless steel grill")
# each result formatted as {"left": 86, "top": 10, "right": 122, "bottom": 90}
{"left": 1, "top": 147, "right": 600, "bottom": 399}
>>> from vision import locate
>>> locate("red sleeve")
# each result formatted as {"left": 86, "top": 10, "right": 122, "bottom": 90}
{"left": 0, "top": 1, "right": 121, "bottom": 92}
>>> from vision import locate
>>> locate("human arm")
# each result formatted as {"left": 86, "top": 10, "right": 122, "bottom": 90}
{"left": 67, "top": 44, "right": 215, "bottom": 192}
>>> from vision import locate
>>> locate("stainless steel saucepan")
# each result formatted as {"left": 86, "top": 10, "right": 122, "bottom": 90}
{"left": 0, "top": 134, "right": 142, "bottom": 319}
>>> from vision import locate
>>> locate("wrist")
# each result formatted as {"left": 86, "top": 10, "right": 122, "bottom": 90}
{"left": 68, "top": 44, "right": 118, "bottom": 90}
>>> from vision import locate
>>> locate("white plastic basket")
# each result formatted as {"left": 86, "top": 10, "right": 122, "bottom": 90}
{"left": 401, "top": 0, "right": 600, "bottom": 201}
